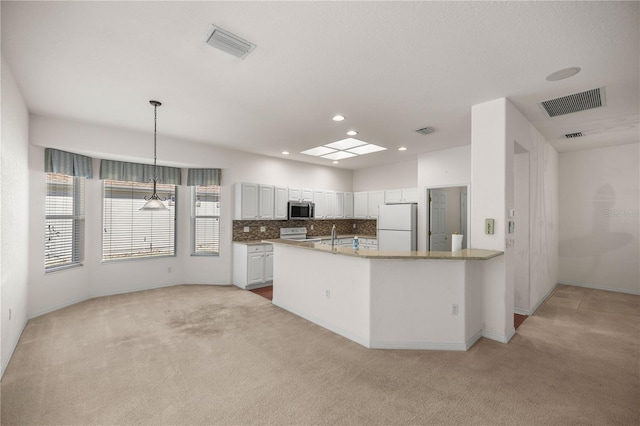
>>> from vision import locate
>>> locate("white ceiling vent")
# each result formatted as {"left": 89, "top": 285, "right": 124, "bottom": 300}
{"left": 563, "top": 132, "right": 584, "bottom": 139}
{"left": 415, "top": 126, "right": 436, "bottom": 135}
{"left": 206, "top": 25, "right": 256, "bottom": 59}
{"left": 538, "top": 87, "right": 606, "bottom": 118}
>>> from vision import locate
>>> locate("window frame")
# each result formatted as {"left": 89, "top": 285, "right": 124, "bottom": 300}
{"left": 102, "top": 179, "right": 178, "bottom": 262}
{"left": 190, "top": 185, "right": 220, "bottom": 256}
{"left": 45, "top": 173, "right": 85, "bottom": 272}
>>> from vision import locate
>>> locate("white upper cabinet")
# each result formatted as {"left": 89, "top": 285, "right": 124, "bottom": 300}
{"left": 274, "top": 186, "right": 289, "bottom": 220}
{"left": 385, "top": 187, "right": 418, "bottom": 204}
{"left": 344, "top": 192, "right": 354, "bottom": 219}
{"left": 289, "top": 187, "right": 314, "bottom": 202}
{"left": 354, "top": 192, "right": 368, "bottom": 219}
{"left": 367, "top": 190, "right": 385, "bottom": 219}
{"left": 334, "top": 192, "right": 345, "bottom": 219}
{"left": 258, "top": 185, "right": 274, "bottom": 219}
{"left": 235, "top": 183, "right": 259, "bottom": 220}
{"left": 313, "top": 190, "right": 326, "bottom": 219}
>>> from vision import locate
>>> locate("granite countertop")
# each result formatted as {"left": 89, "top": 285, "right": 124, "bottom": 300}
{"left": 234, "top": 234, "right": 376, "bottom": 245}
{"left": 262, "top": 239, "right": 503, "bottom": 260}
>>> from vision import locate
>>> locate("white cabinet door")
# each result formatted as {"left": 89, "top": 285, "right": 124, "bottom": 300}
{"left": 344, "top": 192, "right": 354, "bottom": 218}
{"left": 401, "top": 187, "right": 418, "bottom": 203}
{"left": 334, "top": 192, "right": 345, "bottom": 218}
{"left": 325, "top": 191, "right": 336, "bottom": 219}
{"left": 264, "top": 251, "right": 274, "bottom": 282}
{"left": 258, "top": 185, "right": 274, "bottom": 219}
{"left": 385, "top": 189, "right": 403, "bottom": 204}
{"left": 236, "top": 183, "right": 259, "bottom": 219}
{"left": 274, "top": 186, "right": 289, "bottom": 219}
{"left": 247, "top": 251, "right": 265, "bottom": 285}
{"left": 367, "top": 191, "right": 385, "bottom": 219}
{"left": 313, "top": 190, "right": 326, "bottom": 219}
{"left": 288, "top": 188, "right": 301, "bottom": 202}
{"left": 354, "top": 192, "right": 368, "bottom": 219}
{"left": 301, "top": 188, "right": 314, "bottom": 202}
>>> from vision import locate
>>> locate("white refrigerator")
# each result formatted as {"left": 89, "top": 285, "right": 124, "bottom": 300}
{"left": 377, "top": 204, "right": 418, "bottom": 251}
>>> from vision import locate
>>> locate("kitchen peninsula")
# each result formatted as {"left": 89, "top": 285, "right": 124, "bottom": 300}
{"left": 266, "top": 239, "right": 510, "bottom": 351}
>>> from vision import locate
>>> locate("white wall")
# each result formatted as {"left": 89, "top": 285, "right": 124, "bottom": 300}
{"left": 352, "top": 159, "right": 417, "bottom": 191}
{"left": 1, "top": 56, "right": 30, "bottom": 376}
{"left": 27, "top": 115, "right": 353, "bottom": 317}
{"left": 559, "top": 143, "right": 639, "bottom": 294}
{"left": 417, "top": 145, "right": 471, "bottom": 251}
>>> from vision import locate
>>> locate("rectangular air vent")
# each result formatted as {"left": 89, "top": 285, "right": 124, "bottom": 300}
{"left": 206, "top": 25, "right": 256, "bottom": 59}
{"left": 563, "top": 132, "right": 583, "bottom": 139}
{"left": 415, "top": 126, "right": 436, "bottom": 135}
{"left": 538, "top": 87, "right": 606, "bottom": 118}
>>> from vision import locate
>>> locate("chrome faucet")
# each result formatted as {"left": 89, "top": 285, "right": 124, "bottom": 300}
{"left": 331, "top": 224, "right": 337, "bottom": 249}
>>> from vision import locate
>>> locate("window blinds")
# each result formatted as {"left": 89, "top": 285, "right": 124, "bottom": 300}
{"left": 45, "top": 173, "right": 85, "bottom": 269}
{"left": 191, "top": 185, "right": 220, "bottom": 255}
{"left": 103, "top": 180, "right": 176, "bottom": 260}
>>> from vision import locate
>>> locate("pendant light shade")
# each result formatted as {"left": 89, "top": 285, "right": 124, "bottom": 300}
{"left": 140, "top": 100, "right": 169, "bottom": 211}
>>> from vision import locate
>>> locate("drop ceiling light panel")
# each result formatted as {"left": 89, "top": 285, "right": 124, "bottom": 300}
{"left": 347, "top": 144, "right": 387, "bottom": 155}
{"left": 300, "top": 146, "right": 337, "bottom": 157}
{"left": 325, "top": 138, "right": 367, "bottom": 150}
{"left": 539, "top": 87, "right": 606, "bottom": 118}
{"left": 322, "top": 151, "right": 358, "bottom": 161}
{"left": 206, "top": 25, "right": 256, "bottom": 59}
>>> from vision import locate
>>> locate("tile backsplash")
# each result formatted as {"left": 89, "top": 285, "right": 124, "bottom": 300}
{"left": 232, "top": 219, "right": 377, "bottom": 241}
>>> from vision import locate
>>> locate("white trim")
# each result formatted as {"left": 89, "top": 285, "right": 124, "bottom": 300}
{"left": 558, "top": 280, "right": 640, "bottom": 296}
{"left": 1, "top": 318, "right": 29, "bottom": 379}
{"left": 29, "top": 295, "right": 91, "bottom": 319}
{"left": 482, "top": 327, "right": 515, "bottom": 344}
{"left": 514, "top": 308, "right": 529, "bottom": 315}
{"left": 529, "top": 282, "right": 559, "bottom": 315}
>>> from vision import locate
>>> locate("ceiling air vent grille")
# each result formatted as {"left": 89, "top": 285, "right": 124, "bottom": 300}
{"left": 538, "top": 87, "right": 606, "bottom": 118}
{"left": 415, "top": 126, "right": 436, "bottom": 135}
{"left": 206, "top": 26, "right": 256, "bottom": 59}
{"left": 563, "top": 132, "right": 583, "bottom": 139}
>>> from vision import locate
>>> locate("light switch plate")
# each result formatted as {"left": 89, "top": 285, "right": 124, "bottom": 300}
{"left": 485, "top": 219, "right": 495, "bottom": 234}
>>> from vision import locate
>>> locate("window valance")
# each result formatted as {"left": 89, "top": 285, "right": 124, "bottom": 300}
{"left": 187, "top": 168, "right": 221, "bottom": 186}
{"left": 99, "top": 159, "right": 182, "bottom": 185}
{"left": 44, "top": 148, "right": 93, "bottom": 178}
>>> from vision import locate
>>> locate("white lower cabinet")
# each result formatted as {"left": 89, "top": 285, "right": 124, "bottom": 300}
{"left": 233, "top": 243, "right": 274, "bottom": 289}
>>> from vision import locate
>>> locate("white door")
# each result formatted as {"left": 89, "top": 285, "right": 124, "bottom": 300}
{"left": 429, "top": 189, "right": 447, "bottom": 251}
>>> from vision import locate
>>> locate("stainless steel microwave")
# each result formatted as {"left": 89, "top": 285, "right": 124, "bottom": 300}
{"left": 288, "top": 201, "right": 315, "bottom": 220}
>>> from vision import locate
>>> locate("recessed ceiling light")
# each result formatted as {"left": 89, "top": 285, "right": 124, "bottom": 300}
{"left": 300, "top": 146, "right": 337, "bottom": 156}
{"left": 332, "top": 161, "right": 339, "bottom": 164}
{"left": 546, "top": 67, "right": 581, "bottom": 81}
{"left": 332, "top": 115, "right": 345, "bottom": 122}
{"left": 398, "top": 146, "right": 407, "bottom": 151}
{"left": 282, "top": 151, "right": 289, "bottom": 155}
{"left": 322, "top": 151, "right": 358, "bottom": 161}
{"left": 325, "top": 138, "right": 367, "bottom": 150}
{"left": 346, "top": 130, "right": 358, "bottom": 136}
{"left": 346, "top": 143, "right": 387, "bottom": 155}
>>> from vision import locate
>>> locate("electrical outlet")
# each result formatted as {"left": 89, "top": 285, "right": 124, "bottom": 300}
{"left": 353, "top": 223, "right": 356, "bottom": 229}
{"left": 451, "top": 304, "right": 459, "bottom": 315}
{"left": 243, "top": 226, "right": 250, "bottom": 233}
{"left": 260, "top": 226, "right": 266, "bottom": 232}
{"left": 310, "top": 224, "right": 314, "bottom": 230}
{"left": 325, "top": 289, "right": 330, "bottom": 299}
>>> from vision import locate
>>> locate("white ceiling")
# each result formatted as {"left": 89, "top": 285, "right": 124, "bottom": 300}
{"left": 2, "top": 1, "right": 638, "bottom": 170}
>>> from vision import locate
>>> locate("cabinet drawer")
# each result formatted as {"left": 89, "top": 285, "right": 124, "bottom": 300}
{"left": 247, "top": 245, "right": 265, "bottom": 253}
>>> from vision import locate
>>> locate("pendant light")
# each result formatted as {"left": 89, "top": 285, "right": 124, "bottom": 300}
{"left": 139, "top": 100, "right": 169, "bottom": 211}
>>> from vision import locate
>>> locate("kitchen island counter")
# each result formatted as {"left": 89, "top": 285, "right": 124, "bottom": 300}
{"left": 263, "top": 238, "right": 502, "bottom": 260}
{"left": 265, "top": 240, "right": 511, "bottom": 351}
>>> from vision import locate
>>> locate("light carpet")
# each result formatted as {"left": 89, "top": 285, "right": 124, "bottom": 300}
{"left": 1, "top": 284, "right": 638, "bottom": 425}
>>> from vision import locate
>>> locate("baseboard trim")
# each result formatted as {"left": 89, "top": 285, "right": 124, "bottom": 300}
{"left": 514, "top": 308, "right": 530, "bottom": 316}
{"left": 29, "top": 295, "right": 91, "bottom": 319}
{"left": 1, "top": 318, "right": 29, "bottom": 379}
{"left": 482, "top": 327, "right": 515, "bottom": 344}
{"left": 558, "top": 280, "right": 640, "bottom": 296}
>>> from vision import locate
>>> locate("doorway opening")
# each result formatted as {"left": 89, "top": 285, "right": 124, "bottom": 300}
{"left": 426, "top": 185, "right": 469, "bottom": 251}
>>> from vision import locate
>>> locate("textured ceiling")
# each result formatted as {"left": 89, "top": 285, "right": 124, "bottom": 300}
{"left": 2, "top": 1, "right": 638, "bottom": 170}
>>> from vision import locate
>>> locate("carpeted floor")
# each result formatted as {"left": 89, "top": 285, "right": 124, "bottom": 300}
{"left": 1, "top": 284, "right": 638, "bottom": 425}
